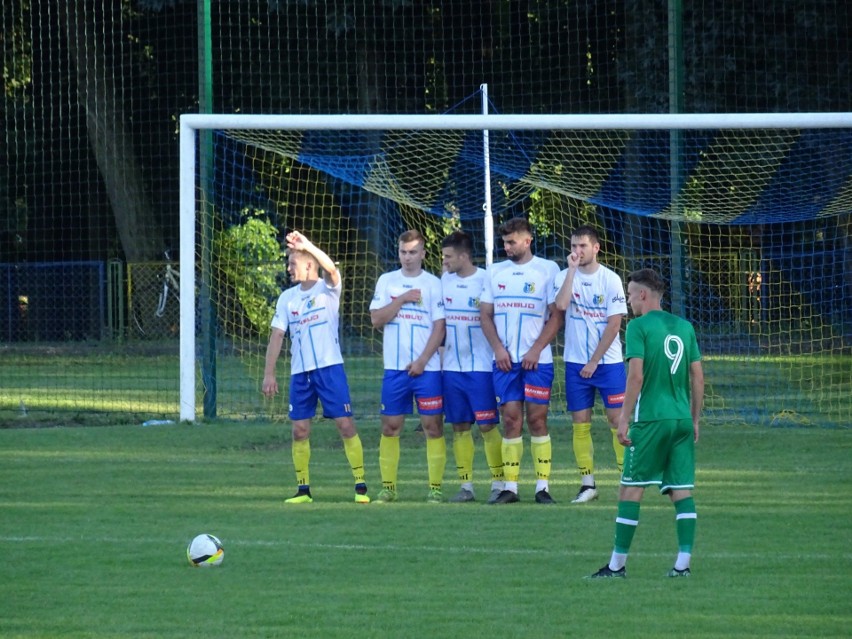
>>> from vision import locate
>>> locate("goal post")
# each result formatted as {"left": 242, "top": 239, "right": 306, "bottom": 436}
{"left": 179, "top": 112, "right": 852, "bottom": 424}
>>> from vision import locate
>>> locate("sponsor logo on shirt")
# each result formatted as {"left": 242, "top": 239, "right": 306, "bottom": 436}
{"left": 612, "top": 295, "right": 625, "bottom": 303}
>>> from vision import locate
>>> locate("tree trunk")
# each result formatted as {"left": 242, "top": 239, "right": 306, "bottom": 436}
{"left": 60, "top": 0, "right": 163, "bottom": 262}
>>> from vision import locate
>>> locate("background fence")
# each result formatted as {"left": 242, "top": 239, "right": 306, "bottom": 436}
{"left": 0, "top": 1, "right": 849, "bottom": 427}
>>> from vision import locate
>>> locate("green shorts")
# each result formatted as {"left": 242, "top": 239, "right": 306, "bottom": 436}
{"left": 621, "top": 418, "right": 695, "bottom": 494}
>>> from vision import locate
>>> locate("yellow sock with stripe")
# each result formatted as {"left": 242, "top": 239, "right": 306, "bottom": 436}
{"left": 573, "top": 422, "right": 594, "bottom": 480}
{"left": 379, "top": 434, "right": 400, "bottom": 492}
{"left": 342, "top": 433, "right": 366, "bottom": 484}
{"left": 452, "top": 430, "right": 474, "bottom": 483}
{"left": 611, "top": 428, "right": 625, "bottom": 473}
{"left": 530, "top": 435, "right": 552, "bottom": 482}
{"left": 482, "top": 427, "right": 504, "bottom": 482}
{"left": 426, "top": 435, "right": 447, "bottom": 491}
{"left": 292, "top": 438, "right": 311, "bottom": 488}
{"left": 502, "top": 437, "right": 523, "bottom": 483}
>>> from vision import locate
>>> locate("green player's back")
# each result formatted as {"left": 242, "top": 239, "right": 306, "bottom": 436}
{"left": 624, "top": 310, "right": 701, "bottom": 422}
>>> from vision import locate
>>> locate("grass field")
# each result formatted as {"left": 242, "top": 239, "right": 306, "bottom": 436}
{"left": 1, "top": 349, "right": 850, "bottom": 427}
{"left": 1, "top": 420, "right": 850, "bottom": 638}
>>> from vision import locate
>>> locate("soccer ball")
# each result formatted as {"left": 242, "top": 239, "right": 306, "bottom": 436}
{"left": 186, "top": 533, "right": 224, "bottom": 567}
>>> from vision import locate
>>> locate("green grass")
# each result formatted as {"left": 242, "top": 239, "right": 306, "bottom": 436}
{"left": 1, "top": 421, "right": 850, "bottom": 638}
{"left": 1, "top": 350, "right": 850, "bottom": 427}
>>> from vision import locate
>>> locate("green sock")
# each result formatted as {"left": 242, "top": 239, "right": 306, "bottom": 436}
{"left": 614, "top": 500, "right": 641, "bottom": 554}
{"left": 674, "top": 496, "right": 697, "bottom": 553}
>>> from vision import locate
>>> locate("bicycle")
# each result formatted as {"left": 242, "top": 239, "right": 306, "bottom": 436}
{"left": 155, "top": 252, "right": 180, "bottom": 318}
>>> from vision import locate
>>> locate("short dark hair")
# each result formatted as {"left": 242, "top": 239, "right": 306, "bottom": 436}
{"left": 442, "top": 231, "right": 474, "bottom": 255}
{"left": 572, "top": 225, "right": 600, "bottom": 244}
{"left": 498, "top": 217, "right": 532, "bottom": 236}
{"left": 628, "top": 268, "right": 666, "bottom": 294}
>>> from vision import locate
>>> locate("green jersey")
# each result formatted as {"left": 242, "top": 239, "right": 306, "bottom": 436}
{"left": 624, "top": 310, "right": 701, "bottom": 422}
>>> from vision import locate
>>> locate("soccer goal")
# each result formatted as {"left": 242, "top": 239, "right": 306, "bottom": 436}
{"left": 178, "top": 112, "right": 852, "bottom": 426}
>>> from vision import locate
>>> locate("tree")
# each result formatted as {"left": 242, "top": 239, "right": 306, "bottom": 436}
{"left": 60, "top": 0, "right": 164, "bottom": 262}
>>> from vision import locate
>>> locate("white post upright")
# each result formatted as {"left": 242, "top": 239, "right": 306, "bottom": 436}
{"left": 179, "top": 120, "right": 197, "bottom": 422}
{"left": 481, "top": 84, "right": 494, "bottom": 267}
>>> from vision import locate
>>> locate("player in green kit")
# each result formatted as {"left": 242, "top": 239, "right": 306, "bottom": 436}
{"left": 589, "top": 268, "right": 704, "bottom": 579}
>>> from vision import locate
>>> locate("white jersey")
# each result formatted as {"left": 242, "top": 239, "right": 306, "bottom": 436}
{"left": 370, "top": 269, "right": 445, "bottom": 371}
{"left": 441, "top": 268, "right": 493, "bottom": 373}
{"left": 270, "top": 278, "right": 345, "bottom": 375}
{"left": 480, "top": 256, "right": 560, "bottom": 365}
{"left": 554, "top": 264, "right": 627, "bottom": 364}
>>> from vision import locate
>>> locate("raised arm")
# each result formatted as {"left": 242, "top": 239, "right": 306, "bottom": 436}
{"left": 554, "top": 252, "right": 579, "bottom": 311}
{"left": 286, "top": 231, "right": 340, "bottom": 287}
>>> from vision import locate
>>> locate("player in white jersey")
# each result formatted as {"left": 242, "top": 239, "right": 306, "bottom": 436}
{"left": 479, "top": 217, "right": 563, "bottom": 504}
{"left": 554, "top": 225, "right": 627, "bottom": 504}
{"left": 262, "top": 231, "right": 369, "bottom": 505}
{"left": 370, "top": 230, "right": 446, "bottom": 503}
{"left": 440, "top": 231, "right": 504, "bottom": 504}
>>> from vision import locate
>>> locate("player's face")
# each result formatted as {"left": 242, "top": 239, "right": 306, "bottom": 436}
{"left": 441, "top": 246, "right": 466, "bottom": 274}
{"left": 571, "top": 234, "right": 599, "bottom": 267}
{"left": 501, "top": 231, "right": 532, "bottom": 262}
{"left": 398, "top": 239, "right": 425, "bottom": 273}
{"left": 626, "top": 281, "right": 647, "bottom": 316}
{"left": 287, "top": 253, "right": 311, "bottom": 283}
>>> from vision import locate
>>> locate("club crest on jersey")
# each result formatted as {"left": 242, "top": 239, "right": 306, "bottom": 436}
{"left": 305, "top": 297, "right": 316, "bottom": 309}
{"left": 468, "top": 297, "right": 479, "bottom": 307}
{"left": 593, "top": 294, "right": 604, "bottom": 305}
{"left": 523, "top": 282, "right": 536, "bottom": 294}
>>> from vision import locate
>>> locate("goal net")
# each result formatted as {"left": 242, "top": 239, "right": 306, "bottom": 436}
{"left": 180, "top": 113, "right": 852, "bottom": 428}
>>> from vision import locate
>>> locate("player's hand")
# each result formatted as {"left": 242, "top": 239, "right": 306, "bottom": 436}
{"left": 521, "top": 348, "right": 540, "bottom": 371}
{"left": 494, "top": 346, "right": 512, "bottom": 372}
{"left": 286, "top": 231, "right": 311, "bottom": 252}
{"left": 567, "top": 251, "right": 579, "bottom": 269}
{"left": 406, "top": 358, "right": 425, "bottom": 377}
{"left": 693, "top": 421, "right": 700, "bottom": 443}
{"left": 616, "top": 415, "right": 631, "bottom": 446}
{"left": 399, "top": 288, "right": 422, "bottom": 304}
{"left": 580, "top": 361, "right": 598, "bottom": 378}
{"left": 262, "top": 376, "right": 278, "bottom": 398}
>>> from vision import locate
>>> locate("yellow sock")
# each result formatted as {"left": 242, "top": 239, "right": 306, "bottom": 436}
{"left": 573, "top": 422, "right": 594, "bottom": 477}
{"left": 611, "top": 428, "right": 625, "bottom": 473}
{"left": 502, "top": 437, "right": 523, "bottom": 482}
{"left": 426, "top": 436, "right": 447, "bottom": 491}
{"left": 482, "top": 428, "right": 504, "bottom": 481}
{"left": 452, "top": 430, "right": 474, "bottom": 482}
{"left": 343, "top": 433, "right": 366, "bottom": 484}
{"left": 292, "top": 438, "right": 310, "bottom": 487}
{"left": 379, "top": 434, "right": 400, "bottom": 492}
{"left": 530, "top": 435, "right": 552, "bottom": 481}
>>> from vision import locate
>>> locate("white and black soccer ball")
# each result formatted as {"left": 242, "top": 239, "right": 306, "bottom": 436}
{"left": 186, "top": 533, "right": 224, "bottom": 567}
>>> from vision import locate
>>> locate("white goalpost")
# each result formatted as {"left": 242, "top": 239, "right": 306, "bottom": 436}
{"left": 178, "top": 111, "right": 851, "bottom": 422}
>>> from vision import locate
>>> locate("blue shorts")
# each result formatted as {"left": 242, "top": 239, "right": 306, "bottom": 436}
{"left": 288, "top": 364, "right": 353, "bottom": 420}
{"left": 443, "top": 371, "right": 499, "bottom": 425}
{"left": 381, "top": 370, "right": 443, "bottom": 416}
{"left": 564, "top": 362, "right": 626, "bottom": 412}
{"left": 493, "top": 363, "right": 554, "bottom": 406}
